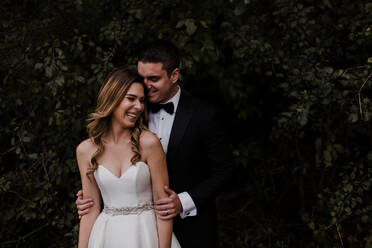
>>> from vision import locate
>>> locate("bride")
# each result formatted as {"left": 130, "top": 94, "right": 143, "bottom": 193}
{"left": 76, "top": 67, "right": 180, "bottom": 248}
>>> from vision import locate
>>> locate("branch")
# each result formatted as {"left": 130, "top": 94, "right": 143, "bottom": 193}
{"left": 0, "top": 223, "right": 48, "bottom": 245}
{"left": 41, "top": 153, "right": 50, "bottom": 184}
{"left": 358, "top": 72, "right": 372, "bottom": 120}
{"left": 336, "top": 223, "right": 344, "bottom": 248}
{"left": 5, "top": 189, "right": 35, "bottom": 205}
{"left": 0, "top": 145, "right": 18, "bottom": 156}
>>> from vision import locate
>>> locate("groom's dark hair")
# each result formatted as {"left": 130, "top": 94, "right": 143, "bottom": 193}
{"left": 137, "top": 40, "right": 180, "bottom": 76}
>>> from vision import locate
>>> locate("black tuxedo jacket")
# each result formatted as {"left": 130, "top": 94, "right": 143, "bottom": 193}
{"left": 165, "top": 91, "right": 232, "bottom": 248}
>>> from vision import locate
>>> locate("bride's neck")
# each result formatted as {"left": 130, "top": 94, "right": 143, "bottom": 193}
{"left": 105, "top": 125, "right": 131, "bottom": 145}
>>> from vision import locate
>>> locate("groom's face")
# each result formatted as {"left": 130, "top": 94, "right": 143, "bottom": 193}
{"left": 137, "top": 61, "right": 179, "bottom": 104}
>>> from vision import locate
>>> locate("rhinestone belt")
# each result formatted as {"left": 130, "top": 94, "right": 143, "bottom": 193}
{"left": 103, "top": 201, "right": 153, "bottom": 216}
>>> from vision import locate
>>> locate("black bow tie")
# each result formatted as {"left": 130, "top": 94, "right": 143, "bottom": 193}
{"left": 150, "top": 102, "right": 174, "bottom": 115}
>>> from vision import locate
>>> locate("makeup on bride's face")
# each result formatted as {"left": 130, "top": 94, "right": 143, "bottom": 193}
{"left": 112, "top": 83, "right": 145, "bottom": 128}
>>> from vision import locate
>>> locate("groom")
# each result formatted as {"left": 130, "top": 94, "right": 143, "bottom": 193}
{"left": 76, "top": 40, "right": 232, "bottom": 247}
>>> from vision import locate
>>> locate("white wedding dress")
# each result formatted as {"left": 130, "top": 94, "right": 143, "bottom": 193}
{"left": 88, "top": 161, "right": 181, "bottom": 248}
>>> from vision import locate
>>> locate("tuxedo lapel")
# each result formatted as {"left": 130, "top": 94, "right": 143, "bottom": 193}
{"left": 166, "top": 92, "right": 193, "bottom": 167}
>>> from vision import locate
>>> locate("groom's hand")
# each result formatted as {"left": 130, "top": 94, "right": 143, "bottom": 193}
{"left": 76, "top": 189, "right": 94, "bottom": 219}
{"left": 154, "top": 186, "right": 183, "bottom": 220}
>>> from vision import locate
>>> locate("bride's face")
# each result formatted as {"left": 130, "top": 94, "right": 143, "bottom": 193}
{"left": 112, "top": 82, "right": 145, "bottom": 128}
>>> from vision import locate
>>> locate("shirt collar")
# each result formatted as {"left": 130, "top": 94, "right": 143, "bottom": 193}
{"left": 163, "top": 86, "right": 181, "bottom": 114}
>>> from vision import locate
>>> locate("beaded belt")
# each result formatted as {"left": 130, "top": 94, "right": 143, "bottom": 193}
{"left": 103, "top": 202, "right": 153, "bottom": 216}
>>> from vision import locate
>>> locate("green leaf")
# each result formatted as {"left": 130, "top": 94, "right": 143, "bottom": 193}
{"left": 28, "top": 153, "right": 38, "bottom": 159}
{"left": 176, "top": 20, "right": 184, "bottom": 28}
{"left": 45, "top": 66, "right": 53, "bottom": 78}
{"left": 35, "top": 63, "right": 43, "bottom": 70}
{"left": 322, "top": 0, "right": 332, "bottom": 8}
{"left": 361, "top": 215, "right": 369, "bottom": 223}
{"left": 324, "top": 150, "right": 332, "bottom": 162}
{"left": 200, "top": 21, "right": 208, "bottom": 28}
{"left": 55, "top": 76, "right": 65, "bottom": 86}
{"left": 234, "top": 3, "right": 247, "bottom": 16}
{"left": 75, "top": 76, "right": 85, "bottom": 83}
{"left": 185, "top": 19, "right": 197, "bottom": 35}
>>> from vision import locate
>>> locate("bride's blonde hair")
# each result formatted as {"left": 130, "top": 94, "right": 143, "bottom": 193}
{"left": 86, "top": 67, "right": 148, "bottom": 178}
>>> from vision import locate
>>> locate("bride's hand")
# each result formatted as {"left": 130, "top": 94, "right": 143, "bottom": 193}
{"left": 76, "top": 189, "right": 94, "bottom": 219}
{"left": 154, "top": 186, "right": 182, "bottom": 220}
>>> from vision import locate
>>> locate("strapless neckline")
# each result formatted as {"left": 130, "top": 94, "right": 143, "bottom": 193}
{"left": 97, "top": 161, "right": 148, "bottom": 180}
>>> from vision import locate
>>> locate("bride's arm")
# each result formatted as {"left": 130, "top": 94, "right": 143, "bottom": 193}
{"left": 142, "top": 132, "right": 172, "bottom": 248}
{"left": 76, "top": 140, "right": 102, "bottom": 248}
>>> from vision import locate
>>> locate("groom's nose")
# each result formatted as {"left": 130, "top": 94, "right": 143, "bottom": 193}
{"left": 145, "top": 81, "right": 153, "bottom": 90}
{"left": 143, "top": 78, "right": 151, "bottom": 87}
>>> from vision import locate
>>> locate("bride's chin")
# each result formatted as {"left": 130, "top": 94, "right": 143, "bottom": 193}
{"left": 123, "top": 121, "right": 136, "bottom": 128}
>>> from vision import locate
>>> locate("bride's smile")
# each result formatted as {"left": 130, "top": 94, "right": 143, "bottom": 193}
{"left": 112, "top": 82, "right": 145, "bottom": 128}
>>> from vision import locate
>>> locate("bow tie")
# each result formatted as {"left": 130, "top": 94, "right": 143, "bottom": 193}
{"left": 150, "top": 102, "right": 174, "bottom": 115}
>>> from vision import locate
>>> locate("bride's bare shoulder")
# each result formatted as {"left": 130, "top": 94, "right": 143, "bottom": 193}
{"left": 139, "top": 130, "right": 164, "bottom": 162}
{"left": 140, "top": 130, "right": 161, "bottom": 149}
{"left": 76, "top": 138, "right": 97, "bottom": 159}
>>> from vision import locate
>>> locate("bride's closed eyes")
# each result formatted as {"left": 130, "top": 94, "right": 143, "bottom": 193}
{"left": 125, "top": 95, "right": 145, "bottom": 103}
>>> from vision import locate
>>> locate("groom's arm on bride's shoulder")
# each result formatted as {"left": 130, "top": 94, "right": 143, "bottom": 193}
{"left": 141, "top": 131, "right": 172, "bottom": 248}
{"left": 76, "top": 139, "right": 102, "bottom": 248}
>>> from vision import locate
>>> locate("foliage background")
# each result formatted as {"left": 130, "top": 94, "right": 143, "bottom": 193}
{"left": 1, "top": 0, "right": 371, "bottom": 247}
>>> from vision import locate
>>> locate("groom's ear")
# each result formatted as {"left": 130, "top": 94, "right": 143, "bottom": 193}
{"left": 170, "top": 68, "right": 180, "bottom": 84}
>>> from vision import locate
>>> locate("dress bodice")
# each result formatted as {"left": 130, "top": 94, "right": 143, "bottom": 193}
{"left": 89, "top": 161, "right": 181, "bottom": 247}
{"left": 94, "top": 161, "right": 153, "bottom": 207}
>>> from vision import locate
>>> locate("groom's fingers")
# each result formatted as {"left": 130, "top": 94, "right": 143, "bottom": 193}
{"left": 154, "top": 202, "right": 173, "bottom": 211}
{"left": 154, "top": 191, "right": 177, "bottom": 206}
{"left": 76, "top": 198, "right": 94, "bottom": 208}
{"left": 155, "top": 209, "right": 173, "bottom": 215}
{"left": 78, "top": 208, "right": 89, "bottom": 217}
{"left": 164, "top": 186, "right": 176, "bottom": 196}
{"left": 76, "top": 189, "right": 83, "bottom": 197}
{"left": 155, "top": 209, "right": 176, "bottom": 220}
{"left": 154, "top": 197, "right": 172, "bottom": 205}
{"left": 76, "top": 200, "right": 94, "bottom": 218}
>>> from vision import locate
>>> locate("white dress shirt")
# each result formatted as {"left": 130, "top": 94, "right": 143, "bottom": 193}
{"left": 148, "top": 87, "right": 197, "bottom": 218}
